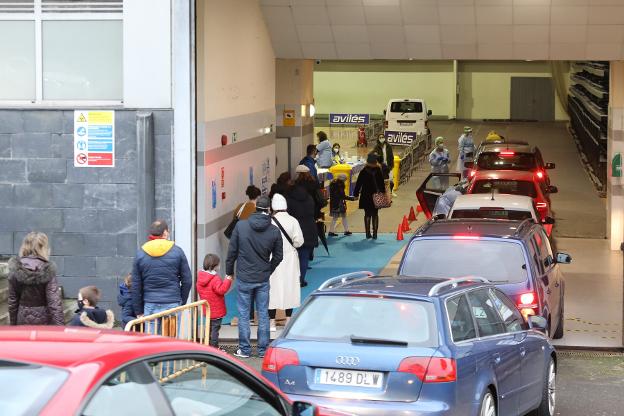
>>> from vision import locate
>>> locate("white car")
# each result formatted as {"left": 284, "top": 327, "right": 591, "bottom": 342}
{"left": 383, "top": 98, "right": 431, "bottom": 146}
{"left": 448, "top": 193, "right": 543, "bottom": 223}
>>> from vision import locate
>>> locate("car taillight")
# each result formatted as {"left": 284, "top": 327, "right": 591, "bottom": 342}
{"left": 470, "top": 169, "right": 476, "bottom": 177}
{"left": 536, "top": 202, "right": 548, "bottom": 210}
{"left": 398, "top": 357, "right": 456, "bottom": 383}
{"left": 499, "top": 151, "right": 515, "bottom": 156}
{"left": 536, "top": 171, "right": 544, "bottom": 179}
{"left": 262, "top": 347, "right": 299, "bottom": 373}
{"left": 453, "top": 234, "right": 480, "bottom": 240}
{"left": 517, "top": 292, "right": 539, "bottom": 320}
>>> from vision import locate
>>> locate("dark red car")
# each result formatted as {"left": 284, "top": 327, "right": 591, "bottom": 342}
{"left": 0, "top": 327, "right": 349, "bottom": 416}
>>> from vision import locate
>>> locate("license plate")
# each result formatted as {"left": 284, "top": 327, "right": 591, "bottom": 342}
{"left": 314, "top": 368, "right": 383, "bottom": 388}
{"left": 398, "top": 121, "right": 414, "bottom": 125}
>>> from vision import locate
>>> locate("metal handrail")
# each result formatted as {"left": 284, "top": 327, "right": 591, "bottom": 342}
{"left": 318, "top": 271, "right": 375, "bottom": 290}
{"left": 428, "top": 276, "right": 490, "bottom": 297}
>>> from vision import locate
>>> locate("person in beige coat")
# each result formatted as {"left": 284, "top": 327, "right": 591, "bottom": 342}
{"left": 269, "top": 194, "right": 304, "bottom": 331}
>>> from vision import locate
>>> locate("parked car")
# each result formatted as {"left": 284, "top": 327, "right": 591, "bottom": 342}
{"left": 398, "top": 218, "right": 570, "bottom": 339}
{"left": 466, "top": 141, "right": 555, "bottom": 185}
{"left": 0, "top": 327, "right": 346, "bottom": 416}
{"left": 467, "top": 170, "right": 557, "bottom": 226}
{"left": 262, "top": 273, "right": 557, "bottom": 416}
{"left": 415, "top": 173, "right": 555, "bottom": 236}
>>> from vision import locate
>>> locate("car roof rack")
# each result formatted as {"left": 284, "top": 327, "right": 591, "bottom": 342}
{"left": 318, "top": 271, "right": 375, "bottom": 291}
{"left": 428, "top": 276, "right": 490, "bottom": 296}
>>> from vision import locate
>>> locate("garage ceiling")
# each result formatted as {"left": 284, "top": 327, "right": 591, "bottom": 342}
{"left": 260, "top": 0, "right": 624, "bottom": 60}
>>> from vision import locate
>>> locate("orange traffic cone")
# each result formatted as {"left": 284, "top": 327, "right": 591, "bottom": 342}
{"left": 416, "top": 205, "right": 423, "bottom": 213}
{"left": 396, "top": 224, "right": 404, "bottom": 241}
{"left": 408, "top": 206, "right": 417, "bottom": 221}
{"left": 402, "top": 215, "right": 410, "bottom": 232}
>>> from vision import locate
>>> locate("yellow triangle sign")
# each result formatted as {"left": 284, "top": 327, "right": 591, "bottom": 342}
{"left": 77, "top": 113, "right": 87, "bottom": 123}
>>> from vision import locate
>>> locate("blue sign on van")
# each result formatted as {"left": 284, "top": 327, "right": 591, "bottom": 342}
{"left": 385, "top": 130, "right": 416, "bottom": 146}
{"left": 330, "top": 113, "right": 369, "bottom": 125}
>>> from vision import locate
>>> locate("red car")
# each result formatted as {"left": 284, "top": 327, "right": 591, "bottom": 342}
{"left": 467, "top": 170, "right": 557, "bottom": 234}
{"left": 0, "top": 327, "right": 349, "bottom": 416}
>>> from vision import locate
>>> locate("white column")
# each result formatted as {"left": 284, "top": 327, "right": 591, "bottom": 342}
{"left": 608, "top": 61, "right": 624, "bottom": 251}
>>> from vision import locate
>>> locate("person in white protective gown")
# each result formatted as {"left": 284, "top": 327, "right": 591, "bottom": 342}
{"left": 429, "top": 137, "right": 451, "bottom": 190}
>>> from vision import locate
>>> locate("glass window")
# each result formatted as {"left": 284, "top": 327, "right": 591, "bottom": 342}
{"left": 468, "top": 290, "right": 506, "bottom": 337}
{"left": 390, "top": 101, "right": 423, "bottom": 113}
{"left": 150, "top": 358, "right": 281, "bottom": 416}
{"left": 0, "top": 21, "right": 36, "bottom": 100}
{"left": 476, "top": 152, "right": 537, "bottom": 171}
{"left": 0, "top": 360, "right": 68, "bottom": 416}
{"left": 286, "top": 296, "right": 438, "bottom": 347}
{"left": 472, "top": 180, "right": 537, "bottom": 198}
{"left": 534, "top": 230, "right": 554, "bottom": 269}
{"left": 489, "top": 289, "right": 525, "bottom": 332}
{"left": 402, "top": 239, "right": 528, "bottom": 284}
{"left": 451, "top": 208, "right": 533, "bottom": 221}
{"left": 43, "top": 20, "right": 122, "bottom": 100}
{"left": 83, "top": 362, "right": 164, "bottom": 416}
{"left": 446, "top": 295, "right": 477, "bottom": 342}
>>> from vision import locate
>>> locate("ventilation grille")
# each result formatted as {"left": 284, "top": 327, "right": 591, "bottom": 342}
{"left": 0, "top": 0, "right": 35, "bottom": 13}
{"left": 42, "top": 0, "right": 122, "bottom": 14}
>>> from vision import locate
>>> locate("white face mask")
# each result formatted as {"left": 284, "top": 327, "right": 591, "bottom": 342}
{"left": 333, "top": 147, "right": 339, "bottom": 153}
{"left": 379, "top": 138, "right": 386, "bottom": 143}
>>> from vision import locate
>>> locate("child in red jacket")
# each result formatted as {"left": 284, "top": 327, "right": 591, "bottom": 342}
{"left": 197, "top": 254, "right": 232, "bottom": 348}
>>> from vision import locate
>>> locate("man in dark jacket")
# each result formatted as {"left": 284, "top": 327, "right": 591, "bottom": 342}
{"left": 298, "top": 144, "right": 318, "bottom": 180}
{"left": 131, "top": 220, "right": 192, "bottom": 320}
{"left": 225, "top": 195, "right": 283, "bottom": 359}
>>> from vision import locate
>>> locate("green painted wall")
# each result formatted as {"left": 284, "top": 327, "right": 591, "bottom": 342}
{"left": 457, "top": 61, "right": 568, "bottom": 121}
{"left": 313, "top": 60, "right": 569, "bottom": 121}
{"left": 313, "top": 61, "right": 454, "bottom": 118}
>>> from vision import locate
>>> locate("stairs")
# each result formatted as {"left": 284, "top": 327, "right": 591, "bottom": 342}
{"left": 0, "top": 259, "right": 76, "bottom": 325}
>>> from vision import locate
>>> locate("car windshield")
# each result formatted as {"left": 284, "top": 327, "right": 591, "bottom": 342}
{"left": 472, "top": 180, "right": 537, "bottom": 198}
{"left": 451, "top": 208, "right": 534, "bottom": 221}
{"left": 477, "top": 152, "right": 537, "bottom": 170}
{"left": 402, "top": 239, "right": 529, "bottom": 284}
{"left": 285, "top": 296, "right": 438, "bottom": 347}
{"left": 0, "top": 361, "right": 68, "bottom": 416}
{"left": 390, "top": 101, "right": 423, "bottom": 113}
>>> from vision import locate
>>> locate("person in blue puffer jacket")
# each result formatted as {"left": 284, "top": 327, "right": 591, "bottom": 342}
{"left": 131, "top": 219, "right": 192, "bottom": 319}
{"left": 117, "top": 274, "right": 137, "bottom": 329}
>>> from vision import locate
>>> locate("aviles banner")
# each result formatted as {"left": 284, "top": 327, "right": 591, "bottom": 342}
{"left": 329, "top": 113, "right": 369, "bottom": 125}
{"left": 385, "top": 130, "right": 416, "bottom": 146}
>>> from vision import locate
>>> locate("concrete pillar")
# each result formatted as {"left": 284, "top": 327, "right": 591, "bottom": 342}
{"left": 608, "top": 61, "right": 624, "bottom": 250}
{"left": 136, "top": 112, "right": 155, "bottom": 241}
{"left": 275, "top": 59, "right": 314, "bottom": 175}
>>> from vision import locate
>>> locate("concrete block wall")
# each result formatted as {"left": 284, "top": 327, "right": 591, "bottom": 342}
{"left": 0, "top": 109, "right": 173, "bottom": 315}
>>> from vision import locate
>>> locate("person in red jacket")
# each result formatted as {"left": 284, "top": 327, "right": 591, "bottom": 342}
{"left": 196, "top": 254, "right": 233, "bottom": 348}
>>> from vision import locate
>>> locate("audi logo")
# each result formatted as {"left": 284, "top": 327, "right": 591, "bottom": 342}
{"left": 335, "top": 356, "right": 360, "bottom": 366}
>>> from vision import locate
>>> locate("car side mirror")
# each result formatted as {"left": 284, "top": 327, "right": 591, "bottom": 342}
{"left": 427, "top": 110, "right": 432, "bottom": 116}
{"left": 292, "top": 402, "right": 317, "bottom": 416}
{"left": 464, "top": 161, "right": 474, "bottom": 169}
{"left": 542, "top": 216, "right": 555, "bottom": 225}
{"left": 547, "top": 186, "right": 558, "bottom": 194}
{"left": 556, "top": 252, "right": 572, "bottom": 264}
{"left": 545, "top": 162, "right": 555, "bottom": 169}
{"left": 528, "top": 315, "right": 548, "bottom": 333}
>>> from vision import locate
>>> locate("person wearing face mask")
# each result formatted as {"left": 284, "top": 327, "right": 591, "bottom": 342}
{"left": 373, "top": 134, "right": 396, "bottom": 196}
{"left": 316, "top": 131, "right": 334, "bottom": 168}
{"left": 69, "top": 286, "right": 114, "bottom": 329}
{"left": 332, "top": 143, "right": 344, "bottom": 165}
{"left": 429, "top": 137, "right": 451, "bottom": 189}
{"left": 456, "top": 126, "right": 475, "bottom": 179}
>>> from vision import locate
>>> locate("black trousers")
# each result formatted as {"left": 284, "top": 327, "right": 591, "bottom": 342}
{"left": 269, "top": 309, "right": 293, "bottom": 319}
{"left": 209, "top": 318, "right": 222, "bottom": 348}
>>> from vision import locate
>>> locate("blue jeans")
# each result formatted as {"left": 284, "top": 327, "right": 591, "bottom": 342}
{"left": 297, "top": 247, "right": 312, "bottom": 285}
{"left": 237, "top": 281, "right": 270, "bottom": 356}
{"left": 144, "top": 302, "right": 180, "bottom": 336}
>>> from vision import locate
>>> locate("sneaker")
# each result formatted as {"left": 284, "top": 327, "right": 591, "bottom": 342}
{"left": 392, "top": 191, "right": 398, "bottom": 197}
{"left": 344, "top": 231, "right": 352, "bottom": 236}
{"left": 234, "top": 349, "right": 250, "bottom": 359}
{"left": 328, "top": 232, "right": 338, "bottom": 237}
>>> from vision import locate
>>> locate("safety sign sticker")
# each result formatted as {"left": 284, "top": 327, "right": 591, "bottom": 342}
{"left": 74, "top": 110, "right": 115, "bottom": 167}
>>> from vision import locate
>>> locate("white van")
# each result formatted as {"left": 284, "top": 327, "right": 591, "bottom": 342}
{"left": 384, "top": 99, "right": 431, "bottom": 134}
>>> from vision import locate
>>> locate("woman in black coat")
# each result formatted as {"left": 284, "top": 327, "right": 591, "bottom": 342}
{"left": 354, "top": 153, "right": 386, "bottom": 239}
{"left": 286, "top": 174, "right": 318, "bottom": 287}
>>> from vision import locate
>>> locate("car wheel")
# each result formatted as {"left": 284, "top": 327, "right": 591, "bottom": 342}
{"left": 533, "top": 358, "right": 556, "bottom": 416}
{"left": 479, "top": 389, "right": 496, "bottom": 416}
{"left": 553, "top": 304, "right": 564, "bottom": 339}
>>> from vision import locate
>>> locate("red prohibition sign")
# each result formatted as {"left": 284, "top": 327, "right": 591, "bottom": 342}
{"left": 76, "top": 153, "right": 88, "bottom": 165}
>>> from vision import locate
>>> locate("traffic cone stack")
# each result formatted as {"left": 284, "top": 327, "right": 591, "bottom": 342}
{"left": 396, "top": 223, "right": 404, "bottom": 241}
{"left": 416, "top": 205, "right": 423, "bottom": 213}
{"left": 408, "top": 206, "right": 417, "bottom": 221}
{"left": 401, "top": 215, "right": 411, "bottom": 232}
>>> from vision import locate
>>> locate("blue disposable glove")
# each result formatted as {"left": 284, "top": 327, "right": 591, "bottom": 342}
{"left": 460, "top": 154, "right": 465, "bottom": 161}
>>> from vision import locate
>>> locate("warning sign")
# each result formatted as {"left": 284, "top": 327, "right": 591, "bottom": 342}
{"left": 74, "top": 110, "right": 115, "bottom": 168}
{"left": 283, "top": 109, "right": 295, "bottom": 127}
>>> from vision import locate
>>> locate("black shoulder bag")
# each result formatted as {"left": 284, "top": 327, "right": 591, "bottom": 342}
{"left": 272, "top": 216, "right": 295, "bottom": 247}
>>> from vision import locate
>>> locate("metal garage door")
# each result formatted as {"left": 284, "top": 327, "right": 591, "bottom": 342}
{"left": 510, "top": 77, "right": 555, "bottom": 122}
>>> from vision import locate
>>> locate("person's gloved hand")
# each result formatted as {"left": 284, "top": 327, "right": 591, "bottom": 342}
{"left": 460, "top": 154, "right": 465, "bottom": 161}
